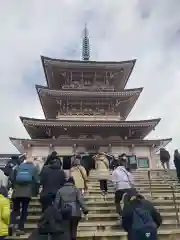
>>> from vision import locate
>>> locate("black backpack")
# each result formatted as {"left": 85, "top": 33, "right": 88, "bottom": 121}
{"left": 132, "top": 206, "right": 156, "bottom": 232}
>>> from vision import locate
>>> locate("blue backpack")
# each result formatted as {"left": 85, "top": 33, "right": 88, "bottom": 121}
{"left": 15, "top": 163, "right": 34, "bottom": 183}
{"left": 132, "top": 206, "right": 156, "bottom": 232}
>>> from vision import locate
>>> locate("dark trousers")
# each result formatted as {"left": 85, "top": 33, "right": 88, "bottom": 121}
{"left": 11, "top": 197, "right": 30, "bottom": 230}
{"left": 128, "top": 227, "right": 157, "bottom": 240}
{"left": 99, "top": 180, "right": 108, "bottom": 192}
{"left": 115, "top": 189, "right": 133, "bottom": 215}
{"left": 176, "top": 167, "right": 180, "bottom": 181}
{"left": 161, "top": 161, "right": 169, "bottom": 169}
{"left": 40, "top": 194, "right": 56, "bottom": 213}
{"left": 70, "top": 216, "right": 81, "bottom": 240}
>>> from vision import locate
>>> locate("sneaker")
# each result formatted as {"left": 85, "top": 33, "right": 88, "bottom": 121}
{"left": 9, "top": 224, "right": 15, "bottom": 236}
{"left": 117, "top": 216, "right": 122, "bottom": 225}
{"left": 15, "top": 229, "right": 25, "bottom": 236}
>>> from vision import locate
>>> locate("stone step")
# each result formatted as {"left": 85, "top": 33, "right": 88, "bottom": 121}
{"left": 87, "top": 185, "right": 173, "bottom": 189}
{"left": 82, "top": 189, "right": 180, "bottom": 194}
{"left": 24, "top": 212, "right": 180, "bottom": 223}
{"left": 9, "top": 220, "right": 180, "bottom": 233}
{"left": 28, "top": 205, "right": 178, "bottom": 215}
{"left": 32, "top": 193, "right": 180, "bottom": 200}
{"left": 6, "top": 229, "right": 180, "bottom": 240}
{"left": 28, "top": 198, "right": 180, "bottom": 207}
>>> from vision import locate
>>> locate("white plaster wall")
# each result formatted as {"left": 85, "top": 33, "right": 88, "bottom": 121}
{"left": 76, "top": 147, "right": 86, "bottom": 153}
{"left": 111, "top": 146, "right": 129, "bottom": 155}
{"left": 57, "top": 114, "right": 122, "bottom": 121}
{"left": 99, "top": 146, "right": 108, "bottom": 152}
{"left": 133, "top": 146, "right": 152, "bottom": 168}
{"left": 54, "top": 146, "right": 73, "bottom": 155}
{"left": 31, "top": 147, "right": 49, "bottom": 157}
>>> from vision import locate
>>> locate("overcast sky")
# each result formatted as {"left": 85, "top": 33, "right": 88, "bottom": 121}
{"left": 0, "top": 0, "right": 180, "bottom": 155}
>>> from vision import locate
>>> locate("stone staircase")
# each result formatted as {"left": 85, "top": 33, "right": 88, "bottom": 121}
{"left": 7, "top": 169, "right": 180, "bottom": 240}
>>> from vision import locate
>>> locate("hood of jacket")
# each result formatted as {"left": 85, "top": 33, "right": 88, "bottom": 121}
{"left": 47, "top": 161, "right": 61, "bottom": 170}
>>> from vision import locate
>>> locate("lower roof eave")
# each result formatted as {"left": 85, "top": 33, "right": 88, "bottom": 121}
{"left": 10, "top": 137, "right": 172, "bottom": 151}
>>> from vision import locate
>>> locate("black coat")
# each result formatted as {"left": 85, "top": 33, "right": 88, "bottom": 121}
{"left": 174, "top": 152, "right": 180, "bottom": 169}
{"left": 28, "top": 206, "right": 70, "bottom": 240}
{"left": 122, "top": 199, "right": 162, "bottom": 234}
{"left": 160, "top": 149, "right": 170, "bottom": 163}
{"left": 38, "top": 205, "right": 64, "bottom": 234}
{"left": 40, "top": 162, "right": 66, "bottom": 196}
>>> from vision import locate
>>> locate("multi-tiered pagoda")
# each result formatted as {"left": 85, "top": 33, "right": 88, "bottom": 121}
{"left": 10, "top": 26, "right": 171, "bottom": 169}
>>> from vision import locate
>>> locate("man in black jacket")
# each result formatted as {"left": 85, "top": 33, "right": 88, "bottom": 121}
{"left": 122, "top": 189, "right": 162, "bottom": 240}
{"left": 174, "top": 149, "right": 180, "bottom": 182}
{"left": 40, "top": 158, "right": 66, "bottom": 213}
{"left": 160, "top": 148, "right": 170, "bottom": 170}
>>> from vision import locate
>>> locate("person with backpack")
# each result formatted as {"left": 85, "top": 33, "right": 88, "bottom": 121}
{"left": 55, "top": 176, "right": 88, "bottom": 240}
{"left": 111, "top": 158, "right": 135, "bottom": 220}
{"left": 40, "top": 156, "right": 66, "bottom": 213}
{"left": 10, "top": 156, "right": 39, "bottom": 235}
{"left": 122, "top": 189, "right": 162, "bottom": 240}
{"left": 0, "top": 186, "right": 10, "bottom": 240}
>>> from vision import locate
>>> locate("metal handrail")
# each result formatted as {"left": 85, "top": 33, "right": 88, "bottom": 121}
{"left": 155, "top": 170, "right": 180, "bottom": 227}
{"left": 147, "top": 170, "right": 152, "bottom": 197}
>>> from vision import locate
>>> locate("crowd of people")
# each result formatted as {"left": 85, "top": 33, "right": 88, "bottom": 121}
{"left": 2, "top": 148, "right": 179, "bottom": 239}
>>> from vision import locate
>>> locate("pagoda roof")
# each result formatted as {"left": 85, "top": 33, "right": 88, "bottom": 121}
{"left": 41, "top": 56, "right": 136, "bottom": 90}
{"left": 36, "top": 85, "right": 143, "bottom": 119}
{"left": 10, "top": 137, "right": 172, "bottom": 154}
{"left": 20, "top": 117, "right": 161, "bottom": 140}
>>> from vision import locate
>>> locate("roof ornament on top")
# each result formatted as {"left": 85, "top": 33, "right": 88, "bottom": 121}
{"left": 82, "top": 24, "right": 90, "bottom": 61}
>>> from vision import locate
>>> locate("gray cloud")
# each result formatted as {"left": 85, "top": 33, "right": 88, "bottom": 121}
{"left": 0, "top": 0, "right": 180, "bottom": 156}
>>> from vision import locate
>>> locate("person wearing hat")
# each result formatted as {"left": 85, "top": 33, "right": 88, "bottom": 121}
{"left": 122, "top": 189, "right": 162, "bottom": 240}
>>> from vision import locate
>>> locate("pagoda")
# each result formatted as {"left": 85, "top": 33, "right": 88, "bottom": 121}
{"left": 10, "top": 26, "right": 172, "bottom": 169}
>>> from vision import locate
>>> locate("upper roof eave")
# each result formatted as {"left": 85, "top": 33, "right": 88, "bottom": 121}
{"left": 37, "top": 85, "right": 143, "bottom": 97}
{"left": 41, "top": 55, "right": 136, "bottom": 88}
{"left": 41, "top": 55, "right": 136, "bottom": 67}
{"left": 36, "top": 85, "right": 143, "bottom": 120}
{"left": 9, "top": 137, "right": 172, "bottom": 149}
{"left": 20, "top": 116, "right": 161, "bottom": 128}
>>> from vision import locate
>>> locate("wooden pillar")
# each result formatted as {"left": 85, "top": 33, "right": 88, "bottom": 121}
{"left": 49, "top": 143, "right": 55, "bottom": 154}
{"left": 108, "top": 144, "right": 112, "bottom": 154}
{"left": 27, "top": 144, "right": 33, "bottom": 160}
{"left": 73, "top": 144, "right": 77, "bottom": 155}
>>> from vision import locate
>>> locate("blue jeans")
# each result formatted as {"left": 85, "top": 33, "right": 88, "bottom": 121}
{"left": 128, "top": 227, "right": 157, "bottom": 240}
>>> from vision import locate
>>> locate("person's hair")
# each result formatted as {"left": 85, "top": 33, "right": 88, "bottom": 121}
{"left": 119, "top": 159, "right": 126, "bottom": 166}
{"left": 75, "top": 155, "right": 81, "bottom": 160}
{"left": 123, "top": 191, "right": 145, "bottom": 205}
{"left": 114, "top": 159, "right": 120, "bottom": 168}
{"left": 175, "top": 149, "right": 178, "bottom": 153}
{"left": 67, "top": 176, "right": 75, "bottom": 185}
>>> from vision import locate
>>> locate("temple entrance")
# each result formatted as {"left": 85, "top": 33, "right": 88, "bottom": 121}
{"left": 127, "top": 155, "right": 138, "bottom": 170}
{"left": 79, "top": 153, "right": 96, "bottom": 176}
